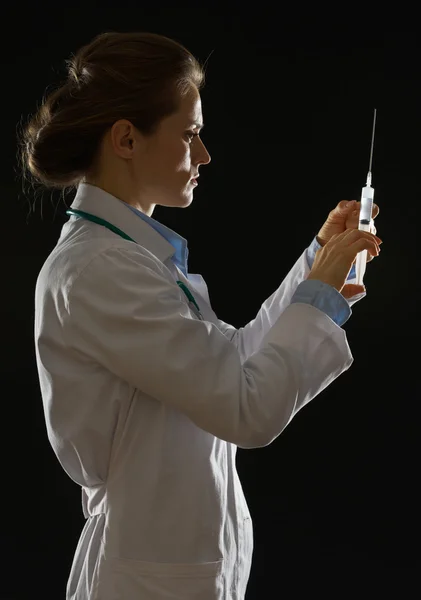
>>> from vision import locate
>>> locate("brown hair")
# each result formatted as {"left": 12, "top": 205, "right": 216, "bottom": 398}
{"left": 17, "top": 31, "right": 205, "bottom": 192}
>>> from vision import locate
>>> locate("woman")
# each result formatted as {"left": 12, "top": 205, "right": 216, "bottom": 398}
{"left": 19, "top": 31, "right": 381, "bottom": 600}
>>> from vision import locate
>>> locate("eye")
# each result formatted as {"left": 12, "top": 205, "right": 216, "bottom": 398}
{"left": 185, "top": 130, "right": 199, "bottom": 143}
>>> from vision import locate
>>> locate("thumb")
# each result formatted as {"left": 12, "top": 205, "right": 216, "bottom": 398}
{"left": 337, "top": 200, "right": 356, "bottom": 213}
{"left": 341, "top": 283, "right": 366, "bottom": 299}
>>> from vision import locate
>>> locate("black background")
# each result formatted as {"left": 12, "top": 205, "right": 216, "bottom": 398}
{"left": 2, "top": 1, "right": 420, "bottom": 598}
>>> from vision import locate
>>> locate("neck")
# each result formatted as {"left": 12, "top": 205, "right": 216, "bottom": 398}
{"left": 83, "top": 177, "right": 156, "bottom": 217}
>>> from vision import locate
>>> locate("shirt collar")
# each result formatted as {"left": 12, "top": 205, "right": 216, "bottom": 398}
{"left": 70, "top": 183, "right": 189, "bottom": 277}
{"left": 124, "top": 203, "right": 189, "bottom": 278}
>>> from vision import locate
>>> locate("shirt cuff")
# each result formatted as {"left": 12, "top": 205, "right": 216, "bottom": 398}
{"left": 306, "top": 237, "right": 321, "bottom": 269}
{"left": 291, "top": 279, "right": 352, "bottom": 327}
{"left": 306, "top": 237, "right": 356, "bottom": 280}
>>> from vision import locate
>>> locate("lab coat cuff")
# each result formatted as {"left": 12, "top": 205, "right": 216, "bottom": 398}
{"left": 290, "top": 279, "right": 352, "bottom": 327}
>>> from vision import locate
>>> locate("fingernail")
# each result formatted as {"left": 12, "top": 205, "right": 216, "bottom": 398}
{"left": 346, "top": 201, "right": 356, "bottom": 207}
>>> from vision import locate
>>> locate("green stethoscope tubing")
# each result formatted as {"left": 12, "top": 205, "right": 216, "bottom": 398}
{"left": 65, "top": 209, "right": 203, "bottom": 316}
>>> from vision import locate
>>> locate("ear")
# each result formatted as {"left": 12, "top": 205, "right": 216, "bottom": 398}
{"left": 110, "top": 119, "right": 136, "bottom": 159}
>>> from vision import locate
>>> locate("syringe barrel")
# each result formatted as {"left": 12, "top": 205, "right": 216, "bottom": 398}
{"left": 359, "top": 185, "right": 374, "bottom": 226}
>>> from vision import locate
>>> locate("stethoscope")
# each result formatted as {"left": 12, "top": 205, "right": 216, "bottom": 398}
{"left": 66, "top": 209, "right": 204, "bottom": 320}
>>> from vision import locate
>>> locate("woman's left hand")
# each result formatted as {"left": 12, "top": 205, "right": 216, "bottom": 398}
{"left": 317, "top": 200, "right": 380, "bottom": 250}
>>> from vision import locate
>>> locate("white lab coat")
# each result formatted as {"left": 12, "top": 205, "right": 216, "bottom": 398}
{"left": 34, "top": 183, "right": 353, "bottom": 600}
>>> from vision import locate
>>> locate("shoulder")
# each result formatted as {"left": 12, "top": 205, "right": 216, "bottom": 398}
{"left": 36, "top": 237, "right": 174, "bottom": 311}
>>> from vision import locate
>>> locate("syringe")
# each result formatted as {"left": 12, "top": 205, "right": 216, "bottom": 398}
{"left": 355, "top": 108, "right": 377, "bottom": 286}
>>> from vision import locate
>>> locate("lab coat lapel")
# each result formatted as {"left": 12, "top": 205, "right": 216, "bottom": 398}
{"left": 174, "top": 267, "right": 218, "bottom": 325}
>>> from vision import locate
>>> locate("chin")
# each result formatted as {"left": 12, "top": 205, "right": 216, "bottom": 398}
{"left": 181, "top": 196, "right": 194, "bottom": 208}
{"left": 158, "top": 187, "right": 194, "bottom": 209}
{"left": 176, "top": 190, "right": 194, "bottom": 208}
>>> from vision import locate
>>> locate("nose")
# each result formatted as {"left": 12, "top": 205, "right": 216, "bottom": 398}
{"left": 194, "top": 137, "right": 211, "bottom": 166}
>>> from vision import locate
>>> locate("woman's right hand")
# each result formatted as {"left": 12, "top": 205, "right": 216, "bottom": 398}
{"left": 307, "top": 229, "right": 382, "bottom": 299}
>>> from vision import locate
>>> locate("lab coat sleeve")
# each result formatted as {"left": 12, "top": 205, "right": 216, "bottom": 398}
{"left": 66, "top": 246, "right": 353, "bottom": 449}
{"left": 218, "top": 241, "right": 365, "bottom": 363}
{"left": 217, "top": 247, "right": 313, "bottom": 362}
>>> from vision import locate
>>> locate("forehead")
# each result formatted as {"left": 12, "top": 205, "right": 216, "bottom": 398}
{"left": 175, "top": 86, "right": 203, "bottom": 122}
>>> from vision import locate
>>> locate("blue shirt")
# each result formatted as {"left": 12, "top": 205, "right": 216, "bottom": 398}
{"left": 123, "top": 202, "right": 351, "bottom": 327}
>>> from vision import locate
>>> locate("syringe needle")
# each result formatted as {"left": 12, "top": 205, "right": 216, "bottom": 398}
{"left": 368, "top": 108, "right": 377, "bottom": 175}
{"left": 356, "top": 108, "right": 377, "bottom": 286}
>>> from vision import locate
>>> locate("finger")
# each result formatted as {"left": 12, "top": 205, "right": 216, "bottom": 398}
{"left": 341, "top": 283, "right": 366, "bottom": 299}
{"left": 348, "top": 236, "right": 380, "bottom": 257}
{"left": 355, "top": 254, "right": 376, "bottom": 263}
{"left": 356, "top": 229, "right": 382, "bottom": 247}
{"left": 325, "top": 227, "right": 382, "bottom": 249}
{"left": 327, "top": 226, "right": 364, "bottom": 243}
{"left": 328, "top": 232, "right": 343, "bottom": 243}
{"left": 341, "top": 228, "right": 382, "bottom": 246}
{"left": 337, "top": 230, "right": 380, "bottom": 259}
{"left": 337, "top": 200, "right": 357, "bottom": 213}
{"left": 345, "top": 211, "right": 360, "bottom": 229}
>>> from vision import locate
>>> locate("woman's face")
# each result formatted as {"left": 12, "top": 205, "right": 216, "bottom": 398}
{"left": 131, "top": 84, "right": 211, "bottom": 214}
